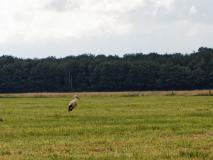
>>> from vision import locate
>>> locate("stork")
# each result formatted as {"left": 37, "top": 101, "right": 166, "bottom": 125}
{"left": 68, "top": 95, "right": 80, "bottom": 112}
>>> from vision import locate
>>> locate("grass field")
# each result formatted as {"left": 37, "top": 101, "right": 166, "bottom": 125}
{"left": 0, "top": 94, "right": 213, "bottom": 159}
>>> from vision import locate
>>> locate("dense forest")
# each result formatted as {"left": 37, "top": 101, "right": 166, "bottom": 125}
{"left": 0, "top": 47, "right": 213, "bottom": 93}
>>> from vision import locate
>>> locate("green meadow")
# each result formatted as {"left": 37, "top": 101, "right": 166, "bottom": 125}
{"left": 0, "top": 95, "right": 213, "bottom": 160}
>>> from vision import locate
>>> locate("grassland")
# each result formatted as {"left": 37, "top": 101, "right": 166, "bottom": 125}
{"left": 0, "top": 94, "right": 213, "bottom": 159}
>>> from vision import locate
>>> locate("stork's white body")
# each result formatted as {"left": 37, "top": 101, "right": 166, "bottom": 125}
{"left": 68, "top": 96, "right": 79, "bottom": 112}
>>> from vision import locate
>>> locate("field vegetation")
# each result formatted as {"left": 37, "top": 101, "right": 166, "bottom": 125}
{"left": 0, "top": 92, "right": 213, "bottom": 159}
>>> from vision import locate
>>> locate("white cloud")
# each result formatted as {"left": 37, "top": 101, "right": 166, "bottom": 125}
{"left": 189, "top": 6, "right": 198, "bottom": 15}
{"left": 153, "top": 0, "right": 175, "bottom": 10}
{"left": 0, "top": 0, "right": 144, "bottom": 43}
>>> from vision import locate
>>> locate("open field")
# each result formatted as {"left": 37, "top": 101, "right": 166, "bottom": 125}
{"left": 0, "top": 94, "right": 213, "bottom": 159}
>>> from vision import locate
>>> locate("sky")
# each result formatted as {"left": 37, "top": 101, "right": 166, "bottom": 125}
{"left": 0, "top": 0, "right": 212, "bottom": 58}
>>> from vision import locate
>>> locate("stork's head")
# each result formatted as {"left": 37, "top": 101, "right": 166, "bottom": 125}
{"left": 73, "top": 95, "right": 80, "bottom": 99}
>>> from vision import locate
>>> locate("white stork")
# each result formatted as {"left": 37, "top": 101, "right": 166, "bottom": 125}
{"left": 68, "top": 95, "right": 80, "bottom": 112}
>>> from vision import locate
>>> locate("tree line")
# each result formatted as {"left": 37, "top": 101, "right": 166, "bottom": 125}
{"left": 0, "top": 47, "right": 213, "bottom": 93}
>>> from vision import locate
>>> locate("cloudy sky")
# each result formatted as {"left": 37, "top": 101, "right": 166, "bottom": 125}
{"left": 0, "top": 0, "right": 212, "bottom": 58}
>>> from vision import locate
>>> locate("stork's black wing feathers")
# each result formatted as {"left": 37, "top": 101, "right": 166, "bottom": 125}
{"left": 68, "top": 104, "right": 73, "bottom": 112}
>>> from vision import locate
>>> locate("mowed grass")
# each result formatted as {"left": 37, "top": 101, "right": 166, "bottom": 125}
{"left": 0, "top": 95, "right": 213, "bottom": 160}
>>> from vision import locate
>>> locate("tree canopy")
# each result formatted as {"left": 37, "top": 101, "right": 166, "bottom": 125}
{"left": 0, "top": 47, "right": 213, "bottom": 93}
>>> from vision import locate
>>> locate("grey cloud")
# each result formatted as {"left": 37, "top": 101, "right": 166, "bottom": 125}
{"left": 129, "top": 0, "right": 213, "bottom": 25}
{"left": 45, "top": 0, "right": 78, "bottom": 12}
{"left": 173, "top": 0, "right": 213, "bottom": 24}
{"left": 128, "top": 1, "right": 213, "bottom": 43}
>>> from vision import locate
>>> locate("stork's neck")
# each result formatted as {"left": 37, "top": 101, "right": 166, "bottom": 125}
{"left": 73, "top": 98, "right": 78, "bottom": 101}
